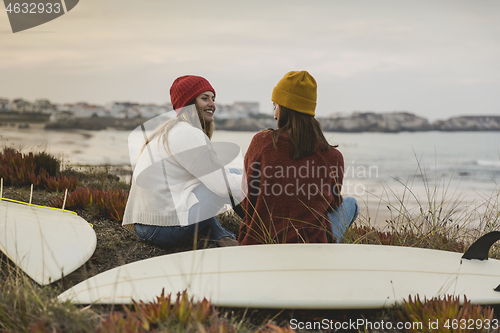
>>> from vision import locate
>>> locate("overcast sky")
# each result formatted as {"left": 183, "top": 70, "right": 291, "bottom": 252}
{"left": 1, "top": 0, "right": 499, "bottom": 120}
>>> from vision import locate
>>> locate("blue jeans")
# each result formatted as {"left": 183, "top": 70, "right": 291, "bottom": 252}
{"left": 134, "top": 168, "right": 241, "bottom": 247}
{"left": 134, "top": 216, "right": 234, "bottom": 248}
{"left": 328, "top": 196, "right": 359, "bottom": 243}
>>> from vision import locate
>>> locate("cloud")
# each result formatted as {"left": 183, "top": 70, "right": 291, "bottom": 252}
{"left": 0, "top": 0, "right": 499, "bottom": 118}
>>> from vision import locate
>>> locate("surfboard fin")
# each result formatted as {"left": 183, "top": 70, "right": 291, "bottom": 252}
{"left": 462, "top": 231, "right": 500, "bottom": 260}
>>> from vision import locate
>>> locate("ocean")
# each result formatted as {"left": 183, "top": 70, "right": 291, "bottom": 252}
{"left": 1, "top": 124, "right": 499, "bottom": 201}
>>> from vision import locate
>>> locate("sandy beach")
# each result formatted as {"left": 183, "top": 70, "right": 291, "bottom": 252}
{"left": 345, "top": 178, "right": 498, "bottom": 231}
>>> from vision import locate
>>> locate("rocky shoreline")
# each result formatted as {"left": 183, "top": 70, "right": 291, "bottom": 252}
{"left": 44, "top": 117, "right": 149, "bottom": 131}
{"left": 216, "top": 112, "right": 500, "bottom": 132}
{"left": 37, "top": 112, "right": 500, "bottom": 132}
{"left": 318, "top": 113, "right": 500, "bottom": 133}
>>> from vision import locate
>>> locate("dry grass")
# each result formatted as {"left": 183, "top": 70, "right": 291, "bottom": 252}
{"left": 0, "top": 259, "right": 100, "bottom": 332}
{"left": 344, "top": 159, "right": 500, "bottom": 257}
{"left": 1, "top": 148, "right": 500, "bottom": 332}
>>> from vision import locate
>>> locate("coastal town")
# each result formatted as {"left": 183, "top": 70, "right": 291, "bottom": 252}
{"left": 1, "top": 97, "right": 500, "bottom": 132}
{"left": 0, "top": 97, "right": 260, "bottom": 121}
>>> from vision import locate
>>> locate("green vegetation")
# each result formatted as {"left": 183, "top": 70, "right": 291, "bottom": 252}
{"left": 344, "top": 162, "right": 500, "bottom": 258}
{"left": 399, "top": 295, "right": 495, "bottom": 333}
{"left": 49, "top": 186, "right": 129, "bottom": 222}
{"left": 1, "top": 148, "right": 500, "bottom": 332}
{"left": 0, "top": 149, "right": 78, "bottom": 192}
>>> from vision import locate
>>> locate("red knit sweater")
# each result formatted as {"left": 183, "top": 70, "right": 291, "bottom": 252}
{"left": 238, "top": 131, "right": 344, "bottom": 245}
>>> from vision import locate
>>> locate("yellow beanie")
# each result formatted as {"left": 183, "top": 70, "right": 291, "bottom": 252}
{"left": 272, "top": 70, "right": 317, "bottom": 116}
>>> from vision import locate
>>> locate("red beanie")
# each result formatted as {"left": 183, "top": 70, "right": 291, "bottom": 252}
{"left": 170, "top": 75, "right": 215, "bottom": 114}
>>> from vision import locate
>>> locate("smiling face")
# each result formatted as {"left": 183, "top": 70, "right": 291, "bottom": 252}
{"left": 195, "top": 91, "right": 216, "bottom": 123}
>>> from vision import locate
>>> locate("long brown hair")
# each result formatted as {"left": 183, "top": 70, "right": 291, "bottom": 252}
{"left": 142, "top": 100, "right": 214, "bottom": 155}
{"left": 271, "top": 105, "right": 334, "bottom": 160}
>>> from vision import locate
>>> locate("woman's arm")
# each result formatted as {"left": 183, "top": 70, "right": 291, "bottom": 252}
{"left": 167, "top": 123, "right": 243, "bottom": 201}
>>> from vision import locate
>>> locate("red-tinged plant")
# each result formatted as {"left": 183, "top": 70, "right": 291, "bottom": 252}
{"left": 131, "top": 290, "right": 173, "bottom": 327}
{"left": 49, "top": 186, "right": 128, "bottom": 221}
{"left": 43, "top": 174, "right": 79, "bottom": 192}
{"left": 97, "top": 290, "right": 219, "bottom": 332}
{"left": 0, "top": 149, "right": 77, "bottom": 192}
{"left": 96, "top": 311, "right": 146, "bottom": 333}
{"left": 26, "top": 169, "right": 44, "bottom": 187}
{"left": 99, "top": 188, "right": 129, "bottom": 221}
{"left": 345, "top": 225, "right": 466, "bottom": 253}
{"left": 399, "top": 295, "right": 495, "bottom": 333}
{"left": 193, "top": 298, "right": 212, "bottom": 323}
{"left": 0, "top": 150, "right": 35, "bottom": 187}
{"left": 49, "top": 187, "right": 93, "bottom": 209}
{"left": 172, "top": 290, "right": 195, "bottom": 326}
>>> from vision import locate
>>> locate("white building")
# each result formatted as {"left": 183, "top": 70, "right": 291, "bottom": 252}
{"left": 215, "top": 101, "right": 260, "bottom": 119}
{"left": 49, "top": 111, "right": 74, "bottom": 122}
{"left": 135, "top": 103, "right": 173, "bottom": 118}
{"left": 11, "top": 98, "right": 33, "bottom": 112}
{"left": 106, "top": 102, "right": 173, "bottom": 118}
{"left": 233, "top": 102, "right": 259, "bottom": 116}
{"left": 57, "top": 102, "right": 107, "bottom": 118}
{"left": 0, "top": 98, "right": 10, "bottom": 112}
{"left": 214, "top": 104, "right": 235, "bottom": 119}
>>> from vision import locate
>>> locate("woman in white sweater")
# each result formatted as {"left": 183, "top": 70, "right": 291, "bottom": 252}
{"left": 122, "top": 75, "right": 241, "bottom": 247}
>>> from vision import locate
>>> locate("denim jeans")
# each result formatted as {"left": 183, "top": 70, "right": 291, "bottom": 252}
{"left": 134, "top": 168, "right": 241, "bottom": 247}
{"left": 134, "top": 216, "right": 234, "bottom": 248}
{"left": 328, "top": 196, "right": 359, "bottom": 243}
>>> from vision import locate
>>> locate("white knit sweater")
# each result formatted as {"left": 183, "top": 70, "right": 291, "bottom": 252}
{"left": 122, "top": 122, "right": 242, "bottom": 228}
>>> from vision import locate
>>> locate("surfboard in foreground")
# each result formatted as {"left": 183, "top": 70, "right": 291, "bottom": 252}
{"left": 0, "top": 199, "right": 96, "bottom": 285}
{"left": 58, "top": 232, "right": 500, "bottom": 309}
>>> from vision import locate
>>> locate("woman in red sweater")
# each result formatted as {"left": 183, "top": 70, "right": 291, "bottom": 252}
{"left": 238, "top": 71, "right": 358, "bottom": 245}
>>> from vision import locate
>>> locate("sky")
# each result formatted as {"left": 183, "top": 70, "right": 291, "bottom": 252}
{"left": 0, "top": 0, "right": 499, "bottom": 120}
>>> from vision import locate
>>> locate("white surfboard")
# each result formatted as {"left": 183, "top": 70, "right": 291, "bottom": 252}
{"left": 0, "top": 199, "right": 97, "bottom": 285}
{"left": 58, "top": 234, "right": 500, "bottom": 309}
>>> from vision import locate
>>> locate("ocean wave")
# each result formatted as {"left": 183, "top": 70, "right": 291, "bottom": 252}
{"left": 476, "top": 159, "right": 500, "bottom": 167}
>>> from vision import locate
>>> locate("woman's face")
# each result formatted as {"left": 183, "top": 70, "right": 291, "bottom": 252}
{"left": 195, "top": 91, "right": 216, "bottom": 123}
{"left": 273, "top": 102, "right": 280, "bottom": 120}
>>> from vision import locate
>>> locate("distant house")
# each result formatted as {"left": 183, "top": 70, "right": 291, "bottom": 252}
{"left": 213, "top": 104, "right": 235, "bottom": 119}
{"left": 73, "top": 103, "right": 105, "bottom": 118}
{"left": 106, "top": 102, "right": 173, "bottom": 119}
{"left": 33, "top": 99, "right": 56, "bottom": 114}
{"left": 0, "top": 98, "right": 10, "bottom": 112}
{"left": 233, "top": 102, "right": 259, "bottom": 116}
{"left": 214, "top": 101, "right": 260, "bottom": 119}
{"left": 49, "top": 110, "right": 74, "bottom": 122}
{"left": 136, "top": 103, "right": 173, "bottom": 118}
{"left": 56, "top": 102, "right": 106, "bottom": 118}
{"left": 56, "top": 103, "right": 74, "bottom": 113}
{"left": 106, "top": 102, "right": 139, "bottom": 118}
{"left": 11, "top": 98, "right": 33, "bottom": 112}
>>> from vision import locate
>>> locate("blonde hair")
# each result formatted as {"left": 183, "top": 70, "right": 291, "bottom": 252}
{"left": 142, "top": 101, "right": 214, "bottom": 155}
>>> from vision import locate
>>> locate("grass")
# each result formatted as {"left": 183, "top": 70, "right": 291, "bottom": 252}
{"left": 1, "top": 148, "right": 500, "bottom": 332}
{"left": 349, "top": 162, "right": 500, "bottom": 258}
